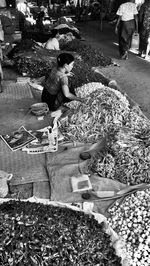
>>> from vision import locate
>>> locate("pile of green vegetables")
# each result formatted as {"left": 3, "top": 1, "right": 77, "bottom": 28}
{"left": 0, "top": 200, "right": 122, "bottom": 266}
{"left": 15, "top": 55, "right": 54, "bottom": 78}
{"left": 61, "top": 39, "right": 112, "bottom": 67}
{"left": 69, "top": 59, "right": 108, "bottom": 90}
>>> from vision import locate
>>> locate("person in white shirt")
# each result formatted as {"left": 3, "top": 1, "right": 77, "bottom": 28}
{"left": 44, "top": 30, "right": 60, "bottom": 50}
{"left": 17, "top": 1, "right": 30, "bottom": 17}
{"left": 115, "top": 0, "right": 138, "bottom": 59}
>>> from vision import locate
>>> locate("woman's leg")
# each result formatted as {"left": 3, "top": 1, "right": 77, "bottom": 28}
{"left": 139, "top": 30, "right": 147, "bottom": 56}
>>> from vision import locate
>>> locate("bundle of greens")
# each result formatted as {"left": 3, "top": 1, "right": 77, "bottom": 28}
{"left": 69, "top": 59, "right": 108, "bottom": 90}
{"left": 0, "top": 200, "right": 122, "bottom": 266}
{"left": 14, "top": 54, "right": 55, "bottom": 78}
{"left": 61, "top": 39, "right": 112, "bottom": 67}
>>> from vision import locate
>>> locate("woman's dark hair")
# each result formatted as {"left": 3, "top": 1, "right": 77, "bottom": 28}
{"left": 51, "top": 29, "right": 59, "bottom": 38}
{"left": 57, "top": 53, "right": 74, "bottom": 67}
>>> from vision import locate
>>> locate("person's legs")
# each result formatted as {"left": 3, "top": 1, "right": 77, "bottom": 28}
{"left": 0, "top": 44, "right": 3, "bottom": 92}
{"left": 145, "top": 36, "right": 150, "bottom": 59}
{"left": 118, "top": 21, "right": 132, "bottom": 59}
{"left": 139, "top": 29, "right": 149, "bottom": 57}
{"left": 118, "top": 23, "right": 127, "bottom": 58}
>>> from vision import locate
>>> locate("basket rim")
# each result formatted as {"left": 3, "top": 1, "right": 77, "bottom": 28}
{"left": 31, "top": 102, "right": 48, "bottom": 109}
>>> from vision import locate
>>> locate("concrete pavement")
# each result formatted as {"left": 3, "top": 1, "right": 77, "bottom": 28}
{"left": 78, "top": 20, "right": 150, "bottom": 119}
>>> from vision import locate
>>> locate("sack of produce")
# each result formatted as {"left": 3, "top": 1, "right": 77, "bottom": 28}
{"left": 108, "top": 188, "right": 150, "bottom": 266}
{"left": 0, "top": 197, "right": 129, "bottom": 265}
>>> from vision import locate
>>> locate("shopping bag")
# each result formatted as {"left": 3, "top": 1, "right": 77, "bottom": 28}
{"left": 131, "top": 33, "right": 139, "bottom": 50}
{"left": 0, "top": 0, "right": 6, "bottom": 8}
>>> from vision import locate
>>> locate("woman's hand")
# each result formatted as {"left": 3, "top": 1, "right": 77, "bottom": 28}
{"left": 62, "top": 72, "right": 74, "bottom": 78}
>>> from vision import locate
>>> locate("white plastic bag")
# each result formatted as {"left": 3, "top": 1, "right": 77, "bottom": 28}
{"left": 0, "top": 170, "right": 12, "bottom": 198}
{"left": 131, "top": 33, "right": 139, "bottom": 50}
{"left": 0, "top": 0, "right": 6, "bottom": 8}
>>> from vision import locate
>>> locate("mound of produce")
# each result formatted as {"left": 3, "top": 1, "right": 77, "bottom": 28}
{"left": 8, "top": 39, "right": 41, "bottom": 59}
{"left": 15, "top": 55, "right": 54, "bottom": 78}
{"left": 90, "top": 125, "right": 150, "bottom": 185}
{"left": 0, "top": 200, "right": 122, "bottom": 266}
{"left": 58, "top": 32, "right": 76, "bottom": 48}
{"left": 108, "top": 189, "right": 150, "bottom": 266}
{"left": 61, "top": 83, "right": 150, "bottom": 185}
{"left": 60, "top": 82, "right": 130, "bottom": 143}
{"left": 61, "top": 39, "right": 112, "bottom": 67}
{"left": 69, "top": 59, "right": 109, "bottom": 90}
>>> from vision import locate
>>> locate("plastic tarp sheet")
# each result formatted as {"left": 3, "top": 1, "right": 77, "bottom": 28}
{"left": 46, "top": 141, "right": 126, "bottom": 215}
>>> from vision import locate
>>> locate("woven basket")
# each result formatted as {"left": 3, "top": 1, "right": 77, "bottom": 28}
{"left": 31, "top": 102, "right": 49, "bottom": 116}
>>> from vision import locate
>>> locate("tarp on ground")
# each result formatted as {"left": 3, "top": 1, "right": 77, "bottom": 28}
{"left": 46, "top": 141, "right": 127, "bottom": 216}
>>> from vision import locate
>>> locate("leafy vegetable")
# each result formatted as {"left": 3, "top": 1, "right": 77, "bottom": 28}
{"left": 61, "top": 39, "right": 112, "bottom": 67}
{"left": 0, "top": 200, "right": 122, "bottom": 266}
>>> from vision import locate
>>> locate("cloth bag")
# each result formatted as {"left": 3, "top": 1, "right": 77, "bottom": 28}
{"left": 0, "top": 0, "right": 6, "bottom": 8}
{"left": 0, "top": 170, "right": 12, "bottom": 197}
{"left": 131, "top": 33, "right": 139, "bottom": 50}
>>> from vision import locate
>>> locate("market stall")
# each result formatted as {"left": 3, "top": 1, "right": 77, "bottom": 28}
{"left": 0, "top": 6, "right": 149, "bottom": 266}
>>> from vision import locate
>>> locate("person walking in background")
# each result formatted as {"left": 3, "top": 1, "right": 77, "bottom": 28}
{"left": 115, "top": 0, "right": 138, "bottom": 59}
{"left": 139, "top": 0, "right": 150, "bottom": 59}
{"left": 0, "top": 18, "right": 4, "bottom": 92}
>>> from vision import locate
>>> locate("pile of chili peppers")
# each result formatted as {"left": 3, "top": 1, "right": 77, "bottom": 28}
{"left": 0, "top": 200, "right": 122, "bottom": 266}
{"left": 61, "top": 83, "right": 150, "bottom": 185}
{"left": 61, "top": 82, "right": 130, "bottom": 143}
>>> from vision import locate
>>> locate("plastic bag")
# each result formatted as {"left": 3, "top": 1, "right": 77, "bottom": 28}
{"left": 0, "top": 170, "right": 12, "bottom": 198}
{"left": 0, "top": 0, "right": 6, "bottom": 8}
{"left": 131, "top": 33, "right": 139, "bottom": 50}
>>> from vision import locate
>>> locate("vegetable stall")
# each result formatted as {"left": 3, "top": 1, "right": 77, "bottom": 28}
{"left": 0, "top": 12, "right": 149, "bottom": 266}
{"left": 0, "top": 199, "right": 128, "bottom": 266}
